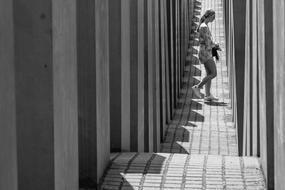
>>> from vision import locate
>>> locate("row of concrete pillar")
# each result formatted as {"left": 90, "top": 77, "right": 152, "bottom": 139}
{"left": 0, "top": 0, "right": 196, "bottom": 189}
{"left": 225, "top": 0, "right": 284, "bottom": 189}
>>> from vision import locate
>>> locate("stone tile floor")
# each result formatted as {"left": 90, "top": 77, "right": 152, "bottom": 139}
{"left": 99, "top": 0, "right": 266, "bottom": 189}
{"left": 101, "top": 153, "right": 265, "bottom": 190}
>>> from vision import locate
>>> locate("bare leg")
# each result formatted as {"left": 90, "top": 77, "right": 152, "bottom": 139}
{"left": 205, "top": 80, "right": 211, "bottom": 97}
{"left": 197, "top": 59, "right": 217, "bottom": 90}
{"left": 204, "top": 62, "right": 211, "bottom": 97}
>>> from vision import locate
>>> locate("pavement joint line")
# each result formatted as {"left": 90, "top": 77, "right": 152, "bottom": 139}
{"left": 181, "top": 154, "right": 191, "bottom": 190}
{"left": 239, "top": 157, "right": 247, "bottom": 190}
{"left": 138, "top": 154, "right": 156, "bottom": 190}
{"left": 205, "top": 90, "right": 212, "bottom": 154}
{"left": 159, "top": 154, "right": 174, "bottom": 190}
{"left": 222, "top": 155, "right": 227, "bottom": 189}
{"left": 118, "top": 153, "right": 140, "bottom": 190}
{"left": 111, "top": 152, "right": 122, "bottom": 162}
{"left": 202, "top": 155, "right": 208, "bottom": 190}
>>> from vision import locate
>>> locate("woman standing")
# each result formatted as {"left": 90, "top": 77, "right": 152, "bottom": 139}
{"left": 192, "top": 9, "right": 220, "bottom": 101}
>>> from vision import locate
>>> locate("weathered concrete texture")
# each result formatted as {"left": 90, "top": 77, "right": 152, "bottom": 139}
{"left": 0, "top": 0, "right": 17, "bottom": 189}
{"left": 11, "top": 0, "right": 78, "bottom": 189}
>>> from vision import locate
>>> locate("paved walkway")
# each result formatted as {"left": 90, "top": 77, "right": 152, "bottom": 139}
{"left": 100, "top": 0, "right": 266, "bottom": 189}
{"left": 160, "top": 0, "right": 236, "bottom": 156}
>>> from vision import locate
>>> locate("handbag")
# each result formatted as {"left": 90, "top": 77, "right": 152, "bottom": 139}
{"left": 212, "top": 45, "right": 221, "bottom": 60}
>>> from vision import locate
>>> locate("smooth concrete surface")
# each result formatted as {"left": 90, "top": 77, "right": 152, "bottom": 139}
{"left": 77, "top": 0, "right": 97, "bottom": 187}
{"left": 78, "top": 0, "right": 111, "bottom": 187}
{"left": 146, "top": 0, "right": 154, "bottom": 152}
{"left": 13, "top": 0, "right": 78, "bottom": 189}
{"left": 273, "top": 0, "right": 285, "bottom": 189}
{"left": 258, "top": 0, "right": 274, "bottom": 188}
{"left": 251, "top": 0, "right": 259, "bottom": 156}
{"left": 243, "top": 0, "right": 259, "bottom": 157}
{"left": 0, "top": 1, "right": 17, "bottom": 189}
{"left": 95, "top": 0, "right": 111, "bottom": 185}
{"left": 14, "top": 0, "right": 56, "bottom": 189}
{"left": 52, "top": 0, "right": 78, "bottom": 189}
{"left": 169, "top": 0, "right": 176, "bottom": 114}
{"left": 159, "top": 0, "right": 168, "bottom": 140}
{"left": 232, "top": 0, "right": 247, "bottom": 156}
{"left": 242, "top": 0, "right": 251, "bottom": 156}
{"left": 109, "top": 0, "right": 122, "bottom": 152}
{"left": 154, "top": 0, "right": 162, "bottom": 150}
{"left": 121, "top": 0, "right": 131, "bottom": 152}
{"left": 137, "top": 0, "right": 145, "bottom": 152}
{"left": 163, "top": 0, "right": 171, "bottom": 124}
{"left": 130, "top": 0, "right": 140, "bottom": 152}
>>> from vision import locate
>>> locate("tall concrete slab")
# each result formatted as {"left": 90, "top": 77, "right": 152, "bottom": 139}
{"left": 109, "top": 0, "right": 122, "bottom": 152}
{"left": 250, "top": 0, "right": 259, "bottom": 156}
{"left": 52, "top": 0, "right": 78, "bottom": 189}
{"left": 130, "top": 0, "right": 139, "bottom": 152}
{"left": 163, "top": 0, "right": 171, "bottom": 124}
{"left": 173, "top": 0, "right": 179, "bottom": 107}
{"left": 243, "top": 0, "right": 252, "bottom": 156}
{"left": 0, "top": 1, "right": 17, "bottom": 189}
{"left": 137, "top": 0, "right": 145, "bottom": 152}
{"left": 273, "top": 0, "right": 285, "bottom": 189}
{"left": 95, "top": 0, "right": 111, "bottom": 184}
{"left": 77, "top": 0, "right": 97, "bottom": 184}
{"left": 13, "top": 0, "right": 78, "bottom": 189}
{"left": 128, "top": 0, "right": 146, "bottom": 152}
{"left": 159, "top": 0, "right": 167, "bottom": 139}
{"left": 121, "top": 0, "right": 131, "bottom": 151}
{"left": 146, "top": 0, "right": 154, "bottom": 152}
{"left": 257, "top": 0, "right": 274, "bottom": 189}
{"left": 232, "top": 0, "right": 247, "bottom": 155}
{"left": 78, "top": 0, "right": 110, "bottom": 187}
{"left": 154, "top": 0, "right": 162, "bottom": 149}
{"left": 169, "top": 0, "right": 176, "bottom": 111}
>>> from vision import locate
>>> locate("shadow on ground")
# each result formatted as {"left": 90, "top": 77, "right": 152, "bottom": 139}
{"left": 204, "top": 101, "right": 228, "bottom": 106}
{"left": 99, "top": 153, "right": 167, "bottom": 190}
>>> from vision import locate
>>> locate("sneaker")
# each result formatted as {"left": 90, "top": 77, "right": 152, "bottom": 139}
{"left": 204, "top": 94, "right": 219, "bottom": 101}
{"left": 192, "top": 85, "right": 202, "bottom": 98}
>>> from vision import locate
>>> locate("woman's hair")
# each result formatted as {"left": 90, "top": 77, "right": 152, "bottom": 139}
{"left": 197, "top": 9, "right": 215, "bottom": 31}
